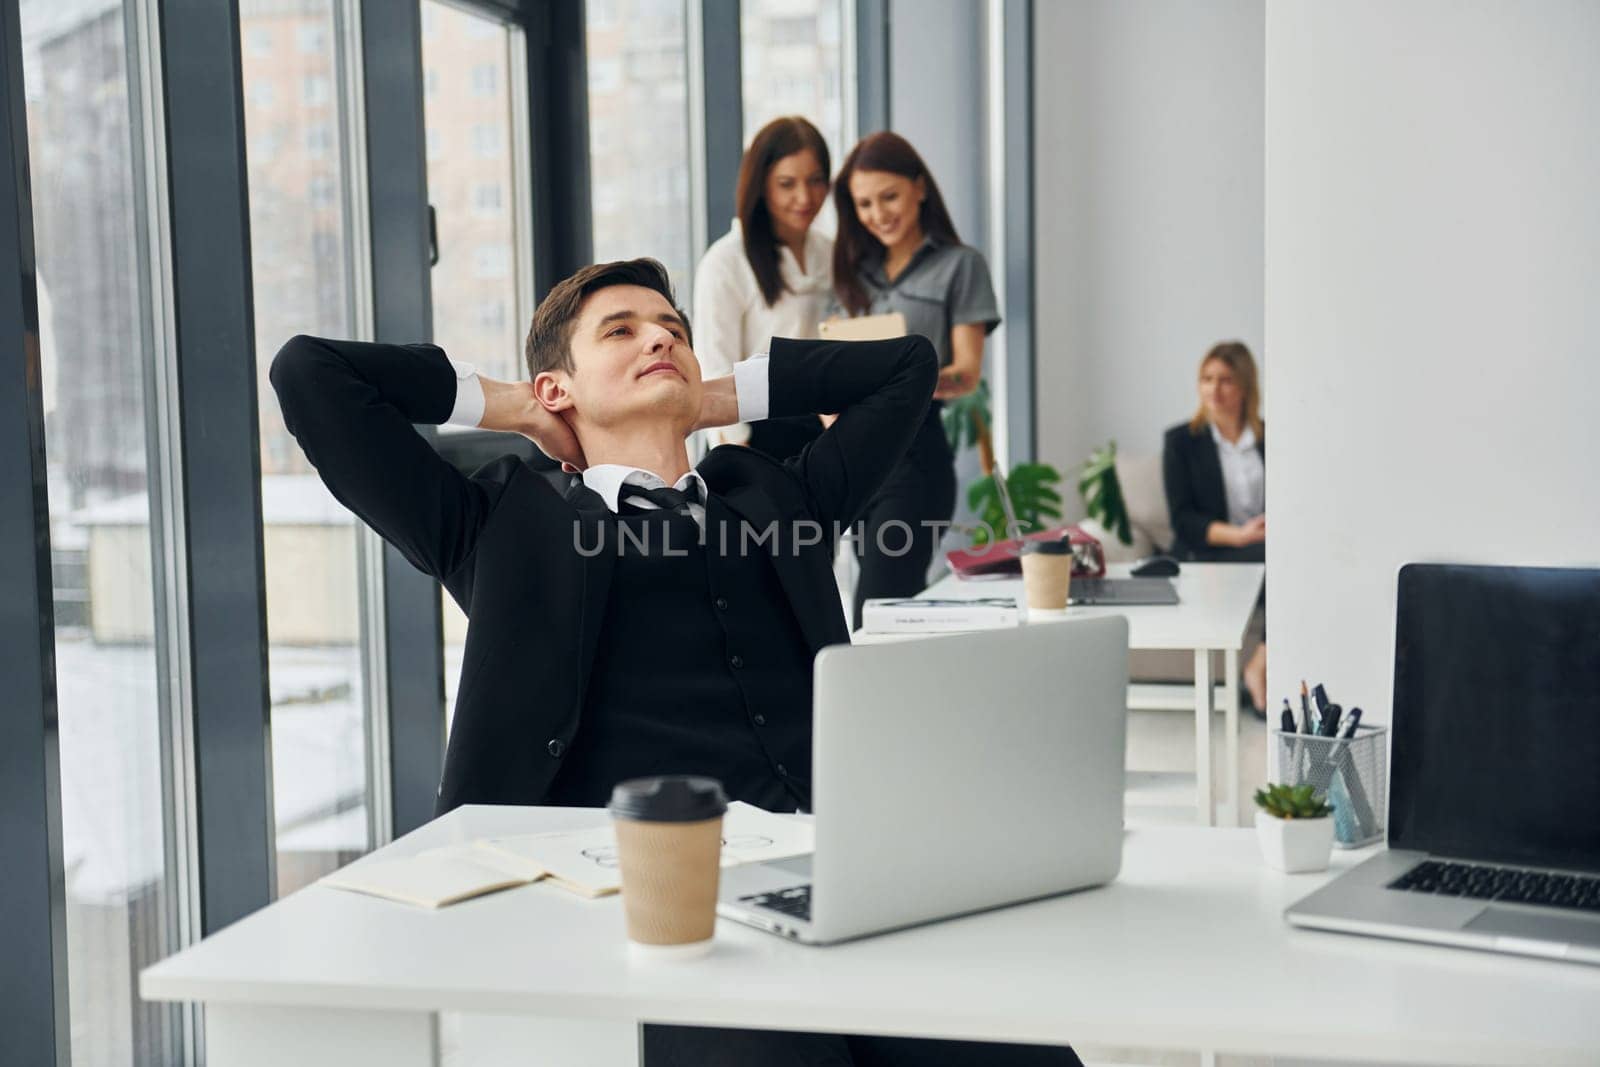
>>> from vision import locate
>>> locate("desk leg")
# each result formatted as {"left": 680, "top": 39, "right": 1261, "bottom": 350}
{"left": 1222, "top": 648, "right": 1239, "bottom": 827}
{"left": 1193, "top": 650, "right": 1214, "bottom": 827}
{"left": 206, "top": 1004, "right": 438, "bottom": 1067}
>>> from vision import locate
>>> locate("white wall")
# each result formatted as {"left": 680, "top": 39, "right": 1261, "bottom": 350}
{"left": 1033, "top": 1, "right": 1265, "bottom": 506}
{"left": 890, "top": 0, "right": 989, "bottom": 253}
{"left": 1266, "top": 0, "right": 1600, "bottom": 722}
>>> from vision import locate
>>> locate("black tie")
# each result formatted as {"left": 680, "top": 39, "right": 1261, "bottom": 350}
{"left": 619, "top": 482, "right": 702, "bottom": 517}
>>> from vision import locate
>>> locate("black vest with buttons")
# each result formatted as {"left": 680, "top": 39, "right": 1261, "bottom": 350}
{"left": 545, "top": 497, "right": 812, "bottom": 811}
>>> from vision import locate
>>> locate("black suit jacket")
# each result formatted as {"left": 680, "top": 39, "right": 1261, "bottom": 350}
{"left": 1161, "top": 421, "right": 1265, "bottom": 562}
{"left": 270, "top": 333, "right": 937, "bottom": 814}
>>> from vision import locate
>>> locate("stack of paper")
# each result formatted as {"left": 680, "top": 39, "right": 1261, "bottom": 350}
{"left": 317, "top": 802, "right": 814, "bottom": 908}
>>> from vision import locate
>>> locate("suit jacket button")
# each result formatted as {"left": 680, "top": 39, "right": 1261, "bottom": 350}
{"left": 547, "top": 739, "right": 565, "bottom": 758}
{"left": 714, "top": 597, "right": 729, "bottom": 610}
{"left": 753, "top": 713, "right": 767, "bottom": 726}
{"left": 730, "top": 654, "right": 744, "bottom": 669}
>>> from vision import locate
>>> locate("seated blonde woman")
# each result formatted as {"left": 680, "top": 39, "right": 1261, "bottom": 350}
{"left": 1162, "top": 341, "right": 1267, "bottom": 713}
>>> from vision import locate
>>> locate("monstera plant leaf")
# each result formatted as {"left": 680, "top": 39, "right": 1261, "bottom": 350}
{"left": 965, "top": 462, "right": 1064, "bottom": 546}
{"left": 1077, "top": 439, "right": 1132, "bottom": 546}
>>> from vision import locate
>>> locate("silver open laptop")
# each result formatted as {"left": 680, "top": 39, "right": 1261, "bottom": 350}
{"left": 1286, "top": 564, "right": 1600, "bottom": 964}
{"left": 718, "top": 616, "right": 1129, "bottom": 945}
{"left": 991, "top": 466, "right": 1177, "bottom": 606}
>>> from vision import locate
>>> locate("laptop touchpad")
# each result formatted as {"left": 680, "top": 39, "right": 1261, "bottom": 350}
{"left": 766, "top": 855, "right": 813, "bottom": 877}
{"left": 1465, "top": 906, "right": 1600, "bottom": 948}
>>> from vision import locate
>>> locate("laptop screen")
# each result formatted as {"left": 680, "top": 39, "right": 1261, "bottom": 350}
{"left": 1389, "top": 564, "right": 1600, "bottom": 873}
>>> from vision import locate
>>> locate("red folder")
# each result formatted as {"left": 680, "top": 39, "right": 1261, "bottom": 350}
{"left": 945, "top": 525, "right": 1106, "bottom": 580}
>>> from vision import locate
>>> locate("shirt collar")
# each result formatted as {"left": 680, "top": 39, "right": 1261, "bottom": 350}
{"left": 581, "top": 464, "right": 709, "bottom": 513}
{"left": 1208, "top": 422, "right": 1258, "bottom": 452}
{"left": 864, "top": 234, "right": 942, "bottom": 288}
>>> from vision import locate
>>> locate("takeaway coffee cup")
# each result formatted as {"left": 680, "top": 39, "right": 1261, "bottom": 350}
{"left": 1019, "top": 538, "right": 1073, "bottom": 612}
{"left": 608, "top": 775, "right": 728, "bottom": 958}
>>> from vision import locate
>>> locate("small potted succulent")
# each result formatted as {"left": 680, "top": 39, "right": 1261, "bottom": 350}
{"left": 1253, "top": 783, "right": 1336, "bottom": 873}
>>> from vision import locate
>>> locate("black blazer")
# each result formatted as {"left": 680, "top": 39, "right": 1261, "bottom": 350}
{"left": 1161, "top": 421, "right": 1265, "bottom": 562}
{"left": 270, "top": 333, "right": 937, "bottom": 814}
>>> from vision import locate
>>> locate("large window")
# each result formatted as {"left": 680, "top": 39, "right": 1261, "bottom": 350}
{"left": 422, "top": 0, "right": 526, "bottom": 388}
{"left": 20, "top": 1, "right": 183, "bottom": 1063}
{"left": 240, "top": 0, "right": 372, "bottom": 897}
{"left": 586, "top": 0, "right": 694, "bottom": 298}
{"left": 422, "top": 0, "right": 531, "bottom": 730}
{"left": 741, "top": 0, "right": 848, "bottom": 166}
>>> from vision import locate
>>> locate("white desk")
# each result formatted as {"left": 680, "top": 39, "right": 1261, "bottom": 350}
{"left": 142, "top": 805, "right": 1600, "bottom": 1067}
{"left": 856, "top": 562, "right": 1266, "bottom": 825}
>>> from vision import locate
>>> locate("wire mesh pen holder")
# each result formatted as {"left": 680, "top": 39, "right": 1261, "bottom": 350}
{"left": 1272, "top": 725, "right": 1388, "bottom": 848}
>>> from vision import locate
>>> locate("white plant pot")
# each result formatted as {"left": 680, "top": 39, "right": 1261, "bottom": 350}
{"left": 1255, "top": 811, "right": 1335, "bottom": 873}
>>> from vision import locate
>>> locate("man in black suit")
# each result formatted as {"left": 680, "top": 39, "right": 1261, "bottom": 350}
{"left": 271, "top": 258, "right": 1080, "bottom": 1067}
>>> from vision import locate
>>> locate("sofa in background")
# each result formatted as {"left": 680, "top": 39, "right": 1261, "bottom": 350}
{"left": 1077, "top": 452, "right": 1212, "bottom": 686}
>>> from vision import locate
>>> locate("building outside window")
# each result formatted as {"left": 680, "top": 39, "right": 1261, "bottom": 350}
{"left": 585, "top": 0, "right": 694, "bottom": 300}
{"left": 420, "top": 0, "right": 529, "bottom": 728}
{"left": 740, "top": 0, "right": 848, "bottom": 215}
{"left": 240, "top": 0, "right": 373, "bottom": 901}
{"left": 19, "top": 1, "right": 184, "bottom": 1062}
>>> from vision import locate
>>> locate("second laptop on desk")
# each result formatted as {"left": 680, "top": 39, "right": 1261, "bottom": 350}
{"left": 719, "top": 615, "right": 1129, "bottom": 944}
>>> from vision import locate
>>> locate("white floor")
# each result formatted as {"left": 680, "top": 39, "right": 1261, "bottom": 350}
{"left": 1125, "top": 700, "right": 1268, "bottom": 831}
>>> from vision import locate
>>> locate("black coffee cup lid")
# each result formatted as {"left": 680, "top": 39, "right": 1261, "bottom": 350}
{"left": 609, "top": 775, "right": 728, "bottom": 823}
{"left": 1020, "top": 538, "right": 1072, "bottom": 555}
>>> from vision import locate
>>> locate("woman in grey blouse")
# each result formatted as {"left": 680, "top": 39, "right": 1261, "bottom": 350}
{"left": 829, "top": 132, "right": 1001, "bottom": 628}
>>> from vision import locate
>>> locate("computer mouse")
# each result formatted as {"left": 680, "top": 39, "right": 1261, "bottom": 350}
{"left": 1130, "top": 554, "right": 1180, "bottom": 577}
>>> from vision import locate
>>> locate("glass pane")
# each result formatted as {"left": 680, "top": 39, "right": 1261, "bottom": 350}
{"left": 422, "top": 0, "right": 522, "bottom": 384}
{"left": 240, "top": 0, "right": 371, "bottom": 896}
{"left": 20, "top": 1, "right": 182, "bottom": 1063}
{"left": 422, "top": 0, "right": 524, "bottom": 736}
{"left": 740, "top": 0, "right": 847, "bottom": 169}
{"left": 585, "top": 0, "right": 694, "bottom": 297}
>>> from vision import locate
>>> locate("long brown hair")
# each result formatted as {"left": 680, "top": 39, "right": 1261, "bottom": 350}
{"left": 831, "top": 132, "right": 961, "bottom": 316}
{"left": 736, "top": 117, "right": 831, "bottom": 307}
{"left": 1188, "top": 341, "right": 1264, "bottom": 441}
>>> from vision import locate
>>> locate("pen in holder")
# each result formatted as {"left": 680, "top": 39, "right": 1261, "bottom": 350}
{"left": 1272, "top": 725, "right": 1388, "bottom": 848}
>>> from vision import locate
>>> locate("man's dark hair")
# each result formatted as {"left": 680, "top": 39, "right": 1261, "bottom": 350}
{"left": 524, "top": 258, "right": 691, "bottom": 379}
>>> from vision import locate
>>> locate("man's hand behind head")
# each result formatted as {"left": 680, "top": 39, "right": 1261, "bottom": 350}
{"left": 525, "top": 388, "right": 587, "bottom": 472}
{"left": 480, "top": 377, "right": 588, "bottom": 471}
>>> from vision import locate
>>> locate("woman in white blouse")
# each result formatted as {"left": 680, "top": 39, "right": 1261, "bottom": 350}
{"left": 693, "top": 116, "right": 833, "bottom": 460}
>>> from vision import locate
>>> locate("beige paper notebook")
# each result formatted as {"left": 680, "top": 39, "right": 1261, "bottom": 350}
{"left": 476, "top": 801, "right": 816, "bottom": 899}
{"left": 818, "top": 311, "right": 907, "bottom": 342}
{"left": 319, "top": 843, "right": 546, "bottom": 909}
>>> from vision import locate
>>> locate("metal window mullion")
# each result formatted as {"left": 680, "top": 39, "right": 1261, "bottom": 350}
{"left": 337, "top": 0, "right": 394, "bottom": 852}
{"left": 690, "top": 0, "right": 741, "bottom": 263}
{"left": 507, "top": 22, "right": 536, "bottom": 334}
{"left": 128, "top": 0, "right": 203, "bottom": 1057}
{"left": 155, "top": 0, "right": 276, "bottom": 935}
{"left": 525, "top": 0, "right": 590, "bottom": 294}
{"left": 1001, "top": 0, "right": 1034, "bottom": 464}
{"left": 359, "top": 0, "right": 445, "bottom": 838}
{"left": 839, "top": 0, "right": 860, "bottom": 152}
{"left": 855, "top": 0, "right": 889, "bottom": 135}
{"left": 0, "top": 2, "right": 70, "bottom": 1061}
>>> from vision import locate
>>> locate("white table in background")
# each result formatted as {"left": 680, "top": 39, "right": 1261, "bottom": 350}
{"left": 140, "top": 804, "right": 1600, "bottom": 1067}
{"left": 855, "top": 562, "right": 1265, "bottom": 826}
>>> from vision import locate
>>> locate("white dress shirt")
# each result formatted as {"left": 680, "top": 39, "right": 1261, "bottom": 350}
{"left": 692, "top": 219, "right": 832, "bottom": 445}
{"left": 443, "top": 356, "right": 770, "bottom": 534}
{"left": 1209, "top": 423, "right": 1265, "bottom": 525}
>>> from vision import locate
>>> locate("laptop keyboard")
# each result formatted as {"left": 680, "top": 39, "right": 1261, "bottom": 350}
{"left": 1389, "top": 860, "right": 1600, "bottom": 913}
{"left": 741, "top": 884, "right": 811, "bottom": 922}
